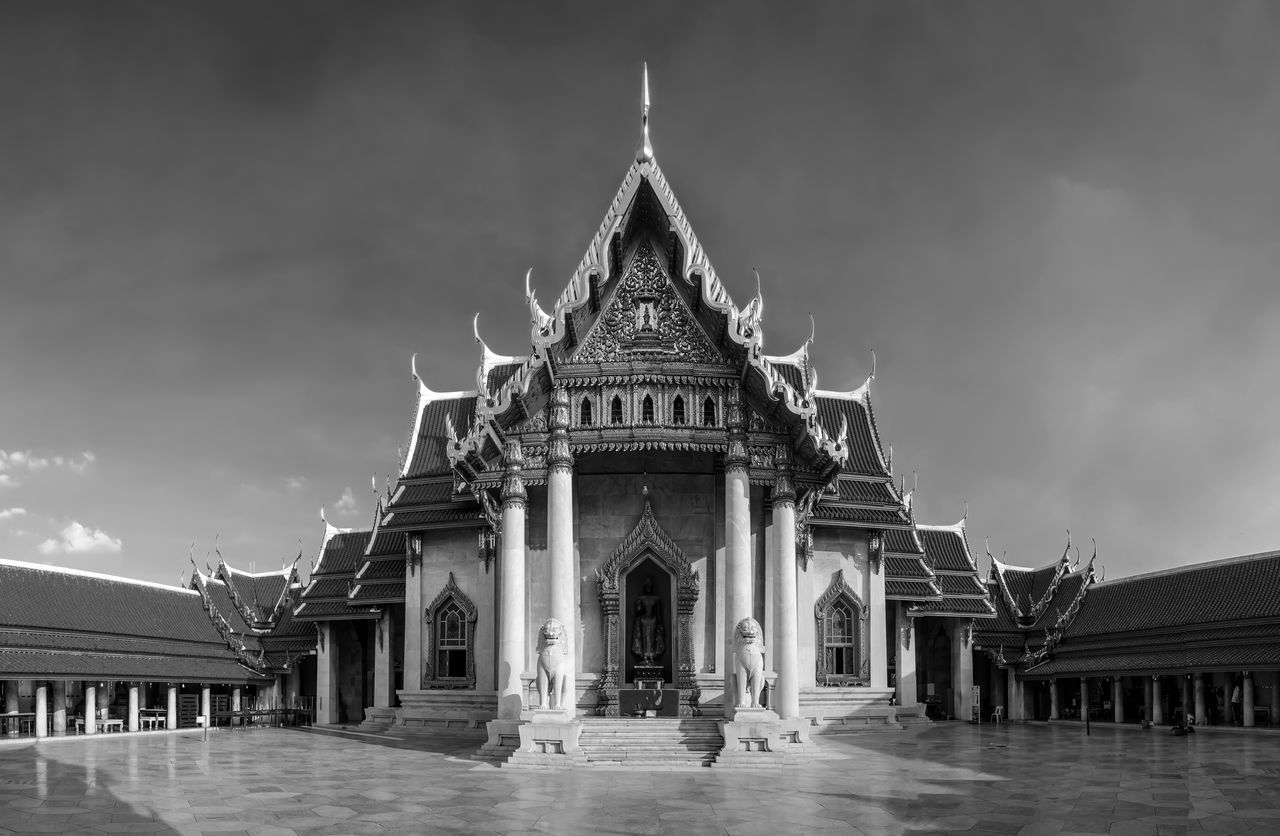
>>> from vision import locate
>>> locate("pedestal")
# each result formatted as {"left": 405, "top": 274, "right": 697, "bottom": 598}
{"left": 506, "top": 711, "right": 587, "bottom": 767}
{"left": 715, "top": 707, "right": 814, "bottom": 767}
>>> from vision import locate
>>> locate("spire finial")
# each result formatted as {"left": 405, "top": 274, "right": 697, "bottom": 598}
{"left": 637, "top": 63, "right": 654, "bottom": 162}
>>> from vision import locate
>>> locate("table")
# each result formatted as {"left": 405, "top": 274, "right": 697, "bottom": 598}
{"left": 101, "top": 719, "right": 123, "bottom": 732}
{"left": 3, "top": 713, "right": 35, "bottom": 735}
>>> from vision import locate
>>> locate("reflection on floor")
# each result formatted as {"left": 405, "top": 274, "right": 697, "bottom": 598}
{"left": 0, "top": 721, "right": 1277, "bottom": 834}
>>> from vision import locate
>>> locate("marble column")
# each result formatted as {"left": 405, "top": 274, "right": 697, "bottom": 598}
{"left": 84, "top": 684, "right": 97, "bottom": 735}
{"left": 374, "top": 608, "right": 395, "bottom": 709}
{"left": 34, "top": 682, "right": 47, "bottom": 738}
{"left": 317, "top": 623, "right": 339, "bottom": 724}
{"left": 772, "top": 447, "right": 801, "bottom": 720}
{"left": 1271, "top": 672, "right": 1280, "bottom": 728}
{"left": 403, "top": 534, "right": 423, "bottom": 693}
{"left": 1153, "top": 677, "right": 1164, "bottom": 725}
{"left": 868, "top": 535, "right": 888, "bottom": 689}
{"left": 1006, "top": 670, "right": 1016, "bottom": 720}
{"left": 1080, "top": 677, "right": 1089, "bottom": 719}
{"left": 128, "top": 683, "right": 140, "bottom": 732}
{"left": 1143, "top": 677, "right": 1153, "bottom": 724}
{"left": 1049, "top": 679, "right": 1060, "bottom": 720}
{"left": 200, "top": 686, "right": 211, "bottom": 730}
{"left": 894, "top": 604, "right": 917, "bottom": 712}
{"left": 1112, "top": 678, "right": 1124, "bottom": 723}
{"left": 52, "top": 680, "right": 67, "bottom": 736}
{"left": 497, "top": 439, "right": 527, "bottom": 720}
{"left": 951, "top": 621, "right": 973, "bottom": 721}
{"left": 3, "top": 681, "right": 17, "bottom": 736}
{"left": 166, "top": 685, "right": 178, "bottom": 730}
{"left": 1194, "top": 673, "right": 1206, "bottom": 725}
{"left": 231, "top": 686, "right": 242, "bottom": 727}
{"left": 1181, "top": 676, "right": 1193, "bottom": 725}
{"left": 1243, "top": 672, "right": 1255, "bottom": 728}
{"left": 547, "top": 387, "right": 577, "bottom": 716}
{"left": 723, "top": 388, "right": 752, "bottom": 710}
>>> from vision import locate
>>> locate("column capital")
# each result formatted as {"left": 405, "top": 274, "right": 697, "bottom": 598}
{"left": 773, "top": 443, "right": 795, "bottom": 505}
{"left": 502, "top": 438, "right": 527, "bottom": 506}
{"left": 725, "top": 387, "right": 749, "bottom": 471}
{"left": 548, "top": 386, "right": 574, "bottom": 472}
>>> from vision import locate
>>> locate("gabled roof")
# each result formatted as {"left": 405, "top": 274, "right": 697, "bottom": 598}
{"left": 294, "top": 519, "right": 381, "bottom": 622}
{"left": 909, "top": 521, "right": 996, "bottom": 619}
{"left": 0, "top": 559, "right": 267, "bottom": 682}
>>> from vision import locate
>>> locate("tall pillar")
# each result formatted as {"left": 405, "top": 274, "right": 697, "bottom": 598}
{"left": 723, "top": 388, "right": 753, "bottom": 710}
{"left": 1194, "top": 673, "right": 1206, "bottom": 725}
{"left": 200, "top": 686, "right": 211, "bottom": 729}
{"left": 1181, "top": 676, "right": 1193, "bottom": 725}
{"left": 1112, "top": 678, "right": 1124, "bottom": 723}
{"left": 84, "top": 684, "right": 97, "bottom": 735}
{"left": 231, "top": 686, "right": 242, "bottom": 727}
{"left": 1153, "top": 677, "right": 1164, "bottom": 725}
{"left": 316, "top": 623, "right": 339, "bottom": 724}
{"left": 772, "top": 447, "right": 800, "bottom": 720}
{"left": 497, "top": 439, "right": 527, "bottom": 720}
{"left": 1142, "top": 677, "right": 1153, "bottom": 724}
{"left": 166, "top": 685, "right": 178, "bottom": 730}
{"left": 1271, "top": 672, "right": 1280, "bottom": 728}
{"left": 1080, "top": 677, "right": 1089, "bottom": 720}
{"left": 1243, "top": 672, "right": 1255, "bottom": 728}
{"left": 547, "top": 387, "right": 577, "bottom": 716}
{"left": 374, "top": 608, "right": 395, "bottom": 708}
{"left": 128, "top": 683, "right": 140, "bottom": 732}
{"left": 34, "top": 682, "right": 47, "bottom": 738}
{"left": 894, "top": 604, "right": 917, "bottom": 712}
{"left": 3, "top": 680, "right": 18, "bottom": 736}
{"left": 868, "top": 534, "right": 888, "bottom": 689}
{"left": 1049, "top": 679, "right": 1060, "bottom": 720}
{"left": 1005, "top": 670, "right": 1016, "bottom": 720}
{"left": 403, "top": 534, "right": 424, "bottom": 693}
{"left": 951, "top": 621, "right": 973, "bottom": 721}
{"left": 52, "top": 680, "right": 67, "bottom": 736}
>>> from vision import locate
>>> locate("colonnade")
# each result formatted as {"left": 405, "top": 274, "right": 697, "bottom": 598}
{"left": 1028, "top": 672, "right": 1280, "bottom": 728}
{"left": 494, "top": 387, "right": 810, "bottom": 719}
{"left": 1, "top": 679, "right": 190, "bottom": 737}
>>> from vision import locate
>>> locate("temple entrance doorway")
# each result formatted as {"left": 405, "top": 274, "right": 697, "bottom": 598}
{"left": 623, "top": 557, "right": 673, "bottom": 686}
{"left": 594, "top": 498, "right": 701, "bottom": 717}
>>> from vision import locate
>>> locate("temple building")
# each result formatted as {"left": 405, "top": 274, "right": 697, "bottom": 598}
{"left": 289, "top": 72, "right": 993, "bottom": 762}
{"left": 2, "top": 74, "right": 1278, "bottom": 755}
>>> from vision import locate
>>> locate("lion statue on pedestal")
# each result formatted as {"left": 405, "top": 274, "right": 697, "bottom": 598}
{"left": 536, "top": 618, "right": 572, "bottom": 711}
{"left": 733, "top": 616, "right": 766, "bottom": 709}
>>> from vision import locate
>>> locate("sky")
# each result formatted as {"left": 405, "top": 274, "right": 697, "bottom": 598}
{"left": 2, "top": 1, "right": 1279, "bottom": 586}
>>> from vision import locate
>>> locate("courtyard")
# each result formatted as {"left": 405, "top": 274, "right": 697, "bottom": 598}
{"left": 0, "top": 724, "right": 1276, "bottom": 835}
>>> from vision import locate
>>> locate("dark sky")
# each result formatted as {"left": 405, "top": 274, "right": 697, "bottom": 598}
{"left": 2, "top": 1, "right": 1278, "bottom": 584}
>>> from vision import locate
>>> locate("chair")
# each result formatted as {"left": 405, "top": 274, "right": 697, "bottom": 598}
{"left": 991, "top": 705, "right": 1004, "bottom": 724}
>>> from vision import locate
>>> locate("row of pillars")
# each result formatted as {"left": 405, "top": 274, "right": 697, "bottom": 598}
{"left": 492, "top": 387, "right": 848, "bottom": 720}
{"left": 1012, "top": 671, "right": 1280, "bottom": 727}
{"left": 3, "top": 680, "right": 240, "bottom": 736}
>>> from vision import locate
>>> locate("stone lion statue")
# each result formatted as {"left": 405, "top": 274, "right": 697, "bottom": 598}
{"left": 536, "top": 618, "right": 572, "bottom": 711}
{"left": 733, "top": 616, "right": 766, "bottom": 709}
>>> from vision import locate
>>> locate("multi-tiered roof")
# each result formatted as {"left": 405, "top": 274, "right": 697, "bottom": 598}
{"left": 295, "top": 71, "right": 990, "bottom": 621}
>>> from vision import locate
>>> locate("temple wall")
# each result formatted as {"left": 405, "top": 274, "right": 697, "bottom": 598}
{"left": 417, "top": 527, "right": 497, "bottom": 691}
{"left": 573, "top": 471, "right": 717, "bottom": 679}
{"left": 797, "top": 527, "right": 871, "bottom": 687}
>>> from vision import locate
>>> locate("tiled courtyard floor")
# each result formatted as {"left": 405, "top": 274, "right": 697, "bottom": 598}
{"left": 0, "top": 722, "right": 1277, "bottom": 835}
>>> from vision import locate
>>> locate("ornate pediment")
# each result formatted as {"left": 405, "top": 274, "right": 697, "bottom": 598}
{"left": 573, "top": 240, "right": 726, "bottom": 366}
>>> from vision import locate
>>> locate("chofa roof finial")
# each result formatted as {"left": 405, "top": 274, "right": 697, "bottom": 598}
{"left": 637, "top": 63, "right": 653, "bottom": 162}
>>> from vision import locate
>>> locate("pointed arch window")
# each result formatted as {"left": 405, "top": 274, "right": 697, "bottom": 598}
{"left": 642, "top": 394, "right": 655, "bottom": 424}
{"left": 580, "top": 398, "right": 593, "bottom": 427}
{"left": 815, "top": 570, "right": 870, "bottom": 686}
{"left": 702, "top": 396, "right": 717, "bottom": 427}
{"left": 423, "top": 573, "right": 478, "bottom": 689}
{"left": 611, "top": 395, "right": 624, "bottom": 425}
{"left": 672, "top": 395, "right": 686, "bottom": 425}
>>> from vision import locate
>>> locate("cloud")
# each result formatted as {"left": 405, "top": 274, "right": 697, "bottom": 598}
{"left": 0, "top": 507, "right": 27, "bottom": 520}
{"left": 285, "top": 475, "right": 308, "bottom": 491}
{"left": 0, "top": 450, "right": 96, "bottom": 485}
{"left": 38, "top": 521, "right": 123, "bottom": 555}
{"left": 332, "top": 487, "right": 359, "bottom": 516}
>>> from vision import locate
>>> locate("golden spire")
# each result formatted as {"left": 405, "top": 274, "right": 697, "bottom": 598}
{"left": 637, "top": 63, "right": 653, "bottom": 163}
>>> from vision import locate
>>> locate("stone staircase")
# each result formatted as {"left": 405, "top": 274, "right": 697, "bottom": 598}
{"left": 577, "top": 717, "right": 723, "bottom": 767}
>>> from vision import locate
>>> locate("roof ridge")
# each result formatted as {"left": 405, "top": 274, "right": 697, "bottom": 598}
{"left": 1090, "top": 549, "right": 1280, "bottom": 586}
{"left": 0, "top": 558, "right": 200, "bottom": 595}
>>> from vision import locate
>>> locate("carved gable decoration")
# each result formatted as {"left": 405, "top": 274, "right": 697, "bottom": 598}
{"left": 573, "top": 241, "right": 725, "bottom": 365}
